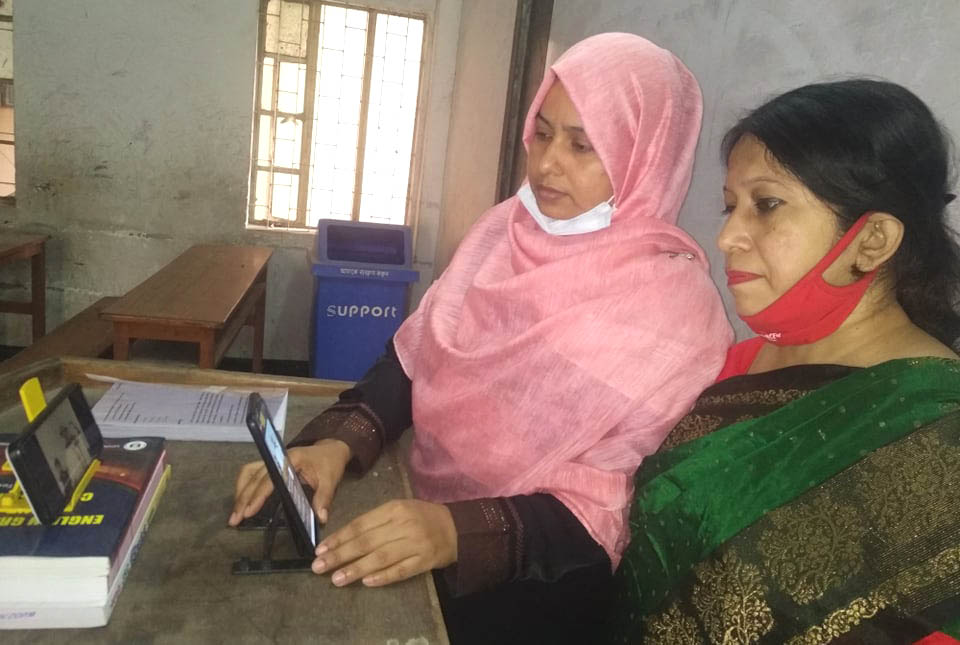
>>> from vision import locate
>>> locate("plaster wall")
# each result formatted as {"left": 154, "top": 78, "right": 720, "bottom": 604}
{"left": 433, "top": 0, "right": 516, "bottom": 275}
{"left": 549, "top": 0, "right": 960, "bottom": 339}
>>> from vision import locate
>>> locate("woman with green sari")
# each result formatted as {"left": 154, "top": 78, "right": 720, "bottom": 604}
{"left": 611, "top": 80, "right": 960, "bottom": 643}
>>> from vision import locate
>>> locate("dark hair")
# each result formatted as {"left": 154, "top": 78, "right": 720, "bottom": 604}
{"left": 722, "top": 79, "right": 960, "bottom": 347}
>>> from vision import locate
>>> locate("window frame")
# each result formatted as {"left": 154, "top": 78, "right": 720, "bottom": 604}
{"left": 248, "top": 0, "right": 428, "bottom": 230}
{"left": 0, "top": 2, "right": 14, "bottom": 204}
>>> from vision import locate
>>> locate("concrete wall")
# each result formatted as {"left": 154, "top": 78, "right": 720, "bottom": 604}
{"left": 549, "top": 0, "right": 960, "bottom": 339}
{"left": 433, "top": 0, "right": 516, "bottom": 275}
{"left": 4, "top": 0, "right": 463, "bottom": 360}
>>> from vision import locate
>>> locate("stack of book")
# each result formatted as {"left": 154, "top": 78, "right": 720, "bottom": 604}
{"left": 0, "top": 437, "right": 169, "bottom": 629}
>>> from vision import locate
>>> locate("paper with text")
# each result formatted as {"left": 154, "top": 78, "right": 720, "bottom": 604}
{"left": 91, "top": 381, "right": 288, "bottom": 442}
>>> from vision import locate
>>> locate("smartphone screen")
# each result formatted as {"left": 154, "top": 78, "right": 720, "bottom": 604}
{"left": 255, "top": 402, "right": 317, "bottom": 547}
{"left": 35, "top": 396, "right": 93, "bottom": 496}
{"left": 6, "top": 384, "right": 102, "bottom": 524}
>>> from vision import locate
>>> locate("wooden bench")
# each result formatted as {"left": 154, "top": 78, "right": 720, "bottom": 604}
{"left": 99, "top": 245, "right": 273, "bottom": 371}
{"left": 0, "top": 233, "right": 50, "bottom": 342}
{"left": 0, "top": 296, "right": 118, "bottom": 373}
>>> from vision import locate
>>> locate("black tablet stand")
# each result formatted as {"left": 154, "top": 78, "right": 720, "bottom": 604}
{"left": 231, "top": 496, "right": 314, "bottom": 575}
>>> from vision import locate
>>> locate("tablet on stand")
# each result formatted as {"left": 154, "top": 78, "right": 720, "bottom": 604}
{"left": 232, "top": 392, "right": 320, "bottom": 575}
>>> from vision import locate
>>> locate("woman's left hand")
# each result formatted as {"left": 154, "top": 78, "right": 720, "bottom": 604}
{"left": 312, "top": 499, "right": 458, "bottom": 587}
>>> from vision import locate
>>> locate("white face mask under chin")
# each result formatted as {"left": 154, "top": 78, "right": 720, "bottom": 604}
{"left": 517, "top": 183, "right": 615, "bottom": 236}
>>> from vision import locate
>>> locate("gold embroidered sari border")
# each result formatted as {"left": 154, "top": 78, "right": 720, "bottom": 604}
{"left": 788, "top": 544, "right": 960, "bottom": 645}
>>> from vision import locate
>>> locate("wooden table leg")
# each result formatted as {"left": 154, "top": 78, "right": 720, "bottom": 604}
{"left": 113, "top": 324, "right": 130, "bottom": 361}
{"left": 198, "top": 330, "right": 216, "bottom": 369}
{"left": 252, "top": 287, "right": 266, "bottom": 374}
{"left": 31, "top": 246, "right": 46, "bottom": 341}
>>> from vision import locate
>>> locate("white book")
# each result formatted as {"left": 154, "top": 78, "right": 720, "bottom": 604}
{"left": 91, "top": 380, "right": 288, "bottom": 442}
{"left": 0, "top": 464, "right": 170, "bottom": 629}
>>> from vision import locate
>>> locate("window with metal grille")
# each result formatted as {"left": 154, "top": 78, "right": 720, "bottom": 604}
{"left": 249, "top": 0, "right": 425, "bottom": 229}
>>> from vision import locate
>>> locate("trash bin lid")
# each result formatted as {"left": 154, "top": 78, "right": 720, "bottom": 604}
{"left": 314, "top": 220, "right": 413, "bottom": 268}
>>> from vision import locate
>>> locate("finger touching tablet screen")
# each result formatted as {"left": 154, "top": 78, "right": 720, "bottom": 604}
{"left": 245, "top": 392, "right": 318, "bottom": 555}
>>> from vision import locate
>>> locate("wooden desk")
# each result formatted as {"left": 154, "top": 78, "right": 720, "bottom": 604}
{"left": 0, "top": 233, "right": 49, "bottom": 342}
{"left": 1, "top": 358, "right": 449, "bottom": 644}
{"left": 101, "top": 245, "right": 273, "bottom": 371}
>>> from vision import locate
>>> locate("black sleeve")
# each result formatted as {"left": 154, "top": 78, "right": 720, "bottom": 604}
{"left": 443, "top": 492, "right": 610, "bottom": 596}
{"left": 287, "top": 338, "right": 412, "bottom": 472}
{"left": 335, "top": 338, "right": 412, "bottom": 443}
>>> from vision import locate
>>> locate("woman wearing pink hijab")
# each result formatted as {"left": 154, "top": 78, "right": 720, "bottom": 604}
{"left": 232, "top": 33, "right": 731, "bottom": 642}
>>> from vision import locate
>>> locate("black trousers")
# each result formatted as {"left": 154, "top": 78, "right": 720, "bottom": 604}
{"left": 433, "top": 563, "right": 615, "bottom": 645}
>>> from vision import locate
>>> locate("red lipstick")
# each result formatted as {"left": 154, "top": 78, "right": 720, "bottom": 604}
{"left": 726, "top": 270, "right": 761, "bottom": 286}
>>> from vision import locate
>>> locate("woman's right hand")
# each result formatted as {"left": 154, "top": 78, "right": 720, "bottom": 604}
{"left": 228, "top": 439, "right": 352, "bottom": 526}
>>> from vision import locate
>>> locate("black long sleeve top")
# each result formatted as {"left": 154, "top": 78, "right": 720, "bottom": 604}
{"left": 289, "top": 340, "right": 610, "bottom": 595}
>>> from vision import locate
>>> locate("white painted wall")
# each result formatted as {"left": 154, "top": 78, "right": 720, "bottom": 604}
{"left": 5, "top": 0, "right": 463, "bottom": 360}
{"left": 549, "top": 0, "right": 960, "bottom": 339}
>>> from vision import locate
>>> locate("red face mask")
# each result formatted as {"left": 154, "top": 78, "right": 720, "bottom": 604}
{"left": 741, "top": 214, "right": 878, "bottom": 346}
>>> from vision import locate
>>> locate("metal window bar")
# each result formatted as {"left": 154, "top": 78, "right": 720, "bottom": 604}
{"left": 0, "top": 8, "right": 13, "bottom": 199}
{"left": 356, "top": 12, "right": 424, "bottom": 226}
{"left": 295, "top": 12, "right": 322, "bottom": 227}
{"left": 251, "top": 0, "right": 311, "bottom": 227}
{"left": 349, "top": 10, "right": 377, "bottom": 220}
{"left": 249, "top": 0, "right": 425, "bottom": 229}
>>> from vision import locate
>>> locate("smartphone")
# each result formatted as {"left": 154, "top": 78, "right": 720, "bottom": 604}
{"left": 6, "top": 383, "right": 103, "bottom": 524}
{"left": 245, "top": 392, "right": 318, "bottom": 556}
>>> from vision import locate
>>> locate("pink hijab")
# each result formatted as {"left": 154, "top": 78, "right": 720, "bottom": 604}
{"left": 394, "top": 33, "right": 732, "bottom": 566}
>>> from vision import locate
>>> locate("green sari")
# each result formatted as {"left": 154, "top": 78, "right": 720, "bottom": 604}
{"left": 611, "top": 357, "right": 960, "bottom": 644}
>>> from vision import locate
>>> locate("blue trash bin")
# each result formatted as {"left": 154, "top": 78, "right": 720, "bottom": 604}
{"left": 309, "top": 220, "right": 420, "bottom": 381}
